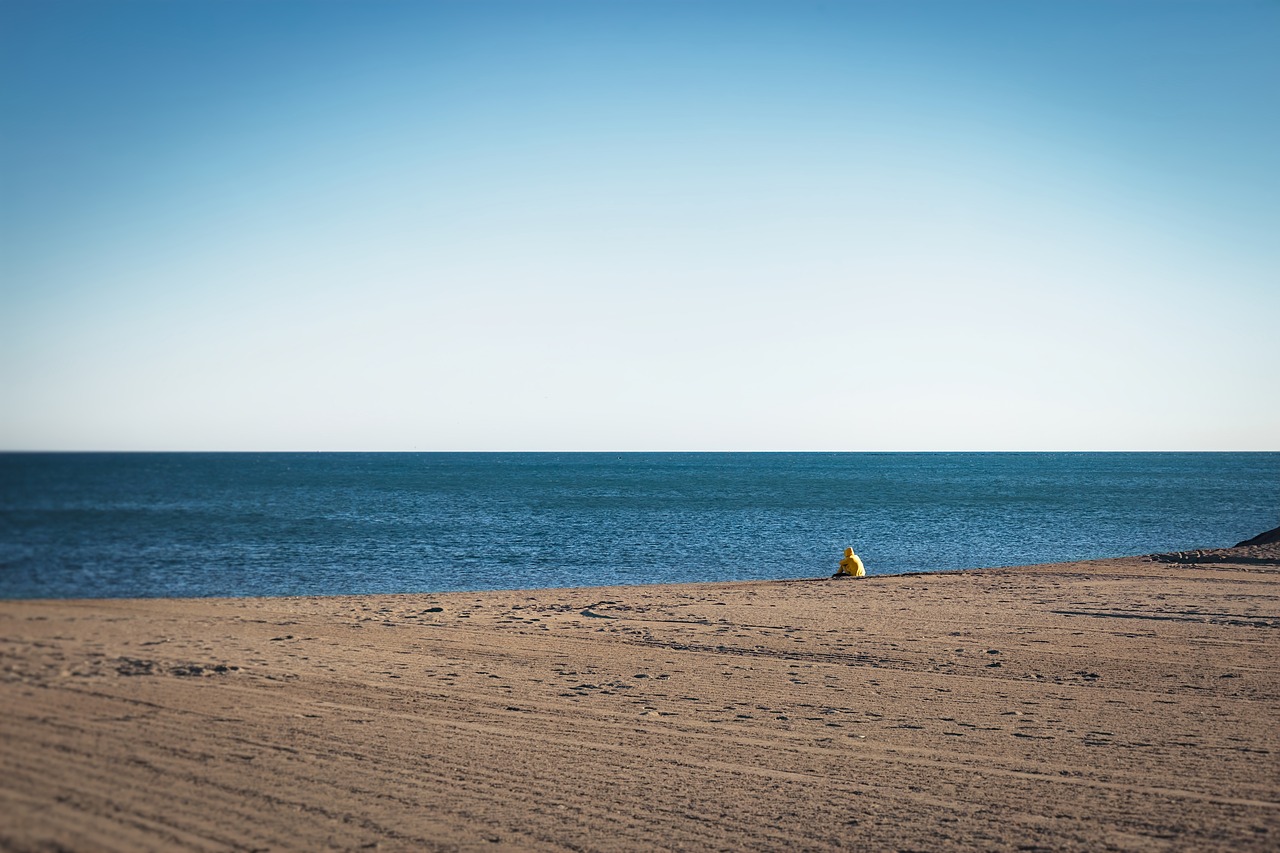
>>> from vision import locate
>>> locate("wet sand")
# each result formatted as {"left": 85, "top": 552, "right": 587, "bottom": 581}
{"left": 2, "top": 550, "right": 1277, "bottom": 851}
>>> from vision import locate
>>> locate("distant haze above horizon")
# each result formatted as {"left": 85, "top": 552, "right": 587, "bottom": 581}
{"left": 2, "top": 1, "right": 1277, "bottom": 451}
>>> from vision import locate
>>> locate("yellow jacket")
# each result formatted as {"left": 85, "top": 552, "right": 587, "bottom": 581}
{"left": 838, "top": 547, "right": 866, "bottom": 577}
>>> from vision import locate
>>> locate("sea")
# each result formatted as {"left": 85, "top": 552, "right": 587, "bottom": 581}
{"left": 0, "top": 452, "right": 1276, "bottom": 600}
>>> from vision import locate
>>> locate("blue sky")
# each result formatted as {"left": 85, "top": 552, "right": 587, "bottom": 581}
{"left": 2, "top": 0, "right": 1277, "bottom": 450}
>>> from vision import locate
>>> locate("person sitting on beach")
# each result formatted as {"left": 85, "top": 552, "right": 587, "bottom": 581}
{"left": 834, "top": 547, "right": 866, "bottom": 578}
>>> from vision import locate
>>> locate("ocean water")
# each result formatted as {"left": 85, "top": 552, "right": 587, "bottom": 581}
{"left": 0, "top": 452, "right": 1276, "bottom": 599}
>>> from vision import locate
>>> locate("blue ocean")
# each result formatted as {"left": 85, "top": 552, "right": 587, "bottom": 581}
{"left": 0, "top": 453, "right": 1276, "bottom": 599}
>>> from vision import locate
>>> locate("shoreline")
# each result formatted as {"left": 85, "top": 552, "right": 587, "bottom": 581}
{"left": 0, "top": 549, "right": 1229, "bottom": 605}
{"left": 3, "top": 550, "right": 1277, "bottom": 850}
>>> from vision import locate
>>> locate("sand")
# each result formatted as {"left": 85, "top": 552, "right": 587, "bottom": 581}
{"left": 2, "top": 549, "right": 1277, "bottom": 851}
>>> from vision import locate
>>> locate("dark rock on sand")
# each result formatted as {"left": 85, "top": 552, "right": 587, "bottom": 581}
{"left": 1236, "top": 525, "right": 1280, "bottom": 547}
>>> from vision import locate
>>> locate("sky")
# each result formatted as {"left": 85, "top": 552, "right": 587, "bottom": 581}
{"left": 1, "top": 0, "right": 1277, "bottom": 451}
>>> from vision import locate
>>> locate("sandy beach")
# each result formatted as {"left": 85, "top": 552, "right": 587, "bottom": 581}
{"left": 2, "top": 546, "right": 1277, "bottom": 851}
